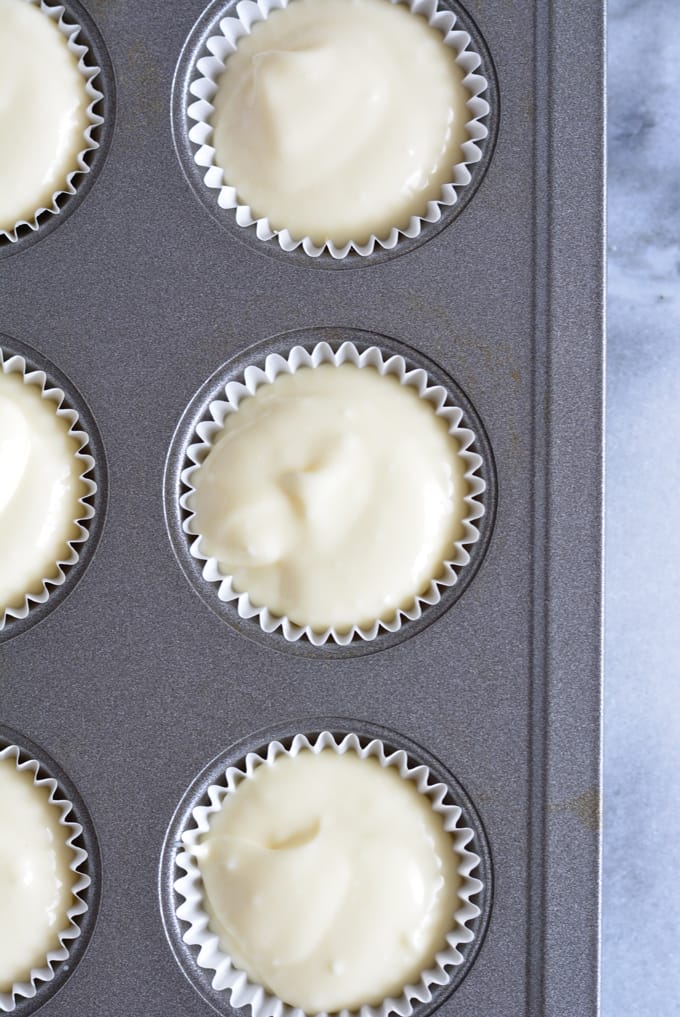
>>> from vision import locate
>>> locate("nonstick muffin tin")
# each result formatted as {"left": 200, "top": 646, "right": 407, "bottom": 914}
{"left": 0, "top": 0, "right": 604, "bottom": 1015}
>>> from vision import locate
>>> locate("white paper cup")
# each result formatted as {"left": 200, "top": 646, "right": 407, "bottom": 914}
{"left": 174, "top": 730, "right": 484, "bottom": 1017}
{"left": 179, "top": 339, "right": 486, "bottom": 646}
{"left": 186, "top": 0, "right": 491, "bottom": 259}
{"left": 0, "top": 744, "right": 91, "bottom": 1013}
{"left": 0, "top": 0, "right": 105, "bottom": 244}
{"left": 0, "top": 346, "right": 97, "bottom": 634}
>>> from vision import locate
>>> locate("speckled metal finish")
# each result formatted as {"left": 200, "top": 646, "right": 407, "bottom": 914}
{"left": 0, "top": 0, "right": 604, "bottom": 1015}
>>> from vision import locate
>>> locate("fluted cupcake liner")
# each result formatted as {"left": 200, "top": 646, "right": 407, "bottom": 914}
{"left": 0, "top": 744, "right": 90, "bottom": 1013}
{"left": 0, "top": 347, "right": 97, "bottom": 634}
{"left": 175, "top": 730, "right": 483, "bottom": 1017}
{"left": 179, "top": 339, "right": 486, "bottom": 646}
{"left": 0, "top": 0, "right": 104, "bottom": 244}
{"left": 186, "top": 0, "right": 490, "bottom": 259}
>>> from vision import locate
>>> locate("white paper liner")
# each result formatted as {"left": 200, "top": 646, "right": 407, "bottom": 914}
{"left": 175, "top": 731, "right": 484, "bottom": 1017}
{"left": 0, "top": 347, "right": 97, "bottom": 632}
{"left": 0, "top": 0, "right": 104, "bottom": 244}
{"left": 187, "top": 0, "right": 490, "bottom": 259}
{"left": 0, "top": 744, "right": 90, "bottom": 1013}
{"left": 180, "top": 340, "right": 486, "bottom": 645}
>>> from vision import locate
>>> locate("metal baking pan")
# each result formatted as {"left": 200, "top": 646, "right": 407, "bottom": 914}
{"left": 0, "top": 0, "right": 604, "bottom": 1014}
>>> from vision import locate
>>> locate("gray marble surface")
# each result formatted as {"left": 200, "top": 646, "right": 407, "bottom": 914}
{"left": 605, "top": 0, "right": 680, "bottom": 1013}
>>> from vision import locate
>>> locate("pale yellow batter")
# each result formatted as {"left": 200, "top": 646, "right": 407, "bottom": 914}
{"left": 196, "top": 749, "right": 460, "bottom": 1013}
{"left": 188, "top": 364, "right": 469, "bottom": 633}
{"left": 0, "top": 755, "right": 74, "bottom": 992}
{"left": 0, "top": 369, "right": 87, "bottom": 614}
{"left": 0, "top": 0, "right": 89, "bottom": 233}
{"left": 211, "top": 0, "right": 471, "bottom": 245}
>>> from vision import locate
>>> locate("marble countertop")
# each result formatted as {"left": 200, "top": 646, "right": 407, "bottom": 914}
{"left": 604, "top": 0, "right": 680, "bottom": 1012}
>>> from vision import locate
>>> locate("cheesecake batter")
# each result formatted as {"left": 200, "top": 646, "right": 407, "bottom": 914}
{"left": 0, "top": 0, "right": 89, "bottom": 233}
{"left": 0, "top": 369, "right": 87, "bottom": 614}
{"left": 196, "top": 749, "right": 460, "bottom": 1012}
{"left": 189, "top": 363, "right": 468, "bottom": 633}
{"left": 210, "top": 0, "right": 471, "bottom": 246}
{"left": 0, "top": 755, "right": 74, "bottom": 992}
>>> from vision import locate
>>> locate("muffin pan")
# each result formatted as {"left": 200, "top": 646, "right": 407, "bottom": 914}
{"left": 0, "top": 0, "right": 604, "bottom": 1015}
